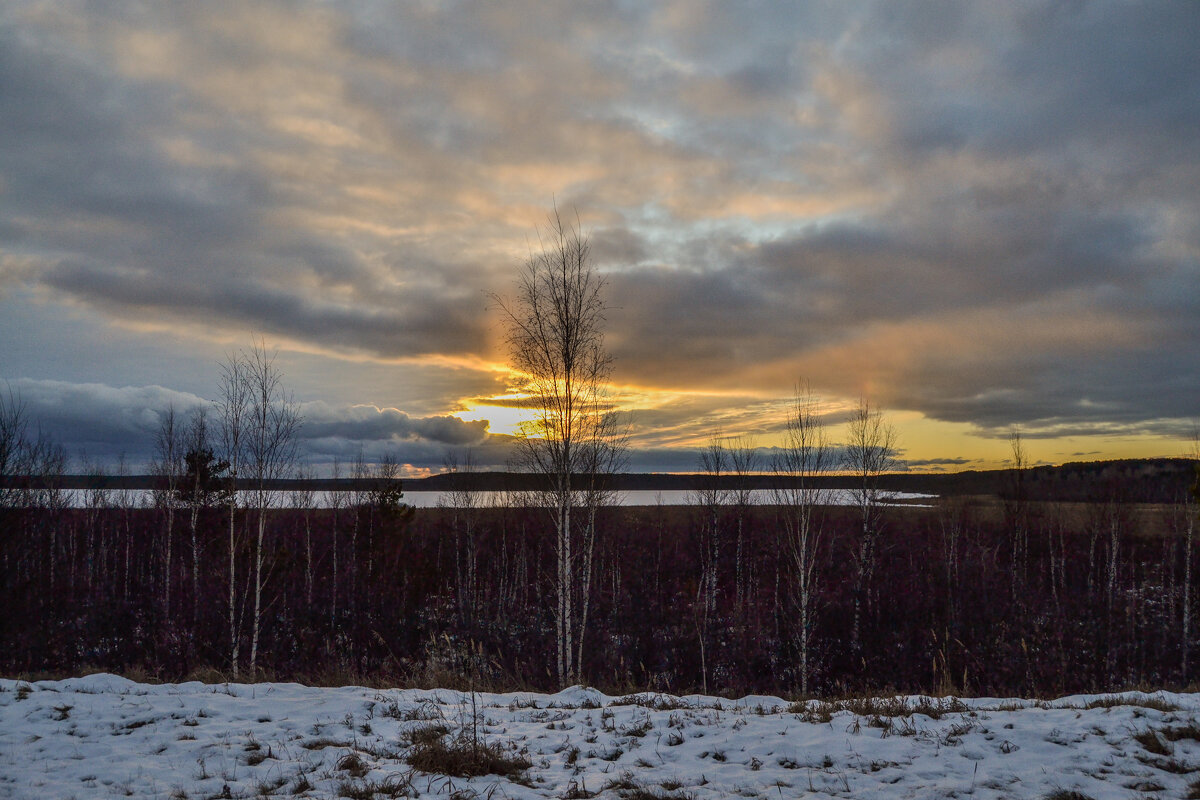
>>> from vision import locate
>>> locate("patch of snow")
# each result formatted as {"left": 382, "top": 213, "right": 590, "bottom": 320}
{"left": 1, "top": 677, "right": 1197, "bottom": 799}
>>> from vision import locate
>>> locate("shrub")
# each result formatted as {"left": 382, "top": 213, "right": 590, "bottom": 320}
{"left": 406, "top": 731, "right": 530, "bottom": 779}
{"left": 336, "top": 752, "right": 371, "bottom": 778}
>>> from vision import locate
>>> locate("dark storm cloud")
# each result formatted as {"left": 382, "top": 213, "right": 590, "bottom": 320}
{"left": 300, "top": 402, "right": 488, "bottom": 447}
{"left": 40, "top": 259, "right": 483, "bottom": 358}
{"left": 3, "top": 378, "right": 493, "bottom": 471}
{"left": 3, "top": 0, "right": 1199, "bottom": 459}
{"left": 2, "top": 379, "right": 209, "bottom": 467}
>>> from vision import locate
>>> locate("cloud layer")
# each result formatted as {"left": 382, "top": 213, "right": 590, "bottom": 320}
{"left": 2, "top": 2, "right": 1198, "bottom": 467}
{"left": 3, "top": 378, "right": 498, "bottom": 473}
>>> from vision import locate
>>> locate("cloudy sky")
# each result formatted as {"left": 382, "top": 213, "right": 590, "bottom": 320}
{"left": 2, "top": 1, "right": 1198, "bottom": 475}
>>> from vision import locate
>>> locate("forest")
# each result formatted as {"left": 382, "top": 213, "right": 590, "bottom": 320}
{"left": 1, "top": 462, "right": 1197, "bottom": 699}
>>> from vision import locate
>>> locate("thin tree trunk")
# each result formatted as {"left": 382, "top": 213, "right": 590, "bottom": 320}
{"left": 576, "top": 505, "right": 596, "bottom": 680}
{"left": 558, "top": 490, "right": 573, "bottom": 685}
{"left": 190, "top": 500, "right": 200, "bottom": 628}
{"left": 1185, "top": 512, "right": 1193, "bottom": 682}
{"left": 331, "top": 504, "right": 339, "bottom": 626}
{"left": 250, "top": 501, "right": 265, "bottom": 676}
{"left": 800, "top": 588, "right": 810, "bottom": 696}
{"left": 164, "top": 505, "right": 174, "bottom": 619}
{"left": 304, "top": 510, "right": 313, "bottom": 607}
{"left": 229, "top": 496, "right": 239, "bottom": 679}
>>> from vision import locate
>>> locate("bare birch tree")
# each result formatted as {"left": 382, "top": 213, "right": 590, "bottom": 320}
{"left": 494, "top": 207, "right": 619, "bottom": 686}
{"left": 844, "top": 397, "right": 897, "bottom": 655}
{"left": 152, "top": 405, "right": 182, "bottom": 619}
{"left": 576, "top": 408, "right": 627, "bottom": 678}
{"left": 218, "top": 352, "right": 251, "bottom": 678}
{"left": 692, "top": 438, "right": 728, "bottom": 694}
{"left": 728, "top": 437, "right": 759, "bottom": 611}
{"left": 244, "top": 340, "right": 301, "bottom": 677}
{"left": 772, "top": 387, "right": 832, "bottom": 695}
{"left": 694, "top": 439, "right": 727, "bottom": 613}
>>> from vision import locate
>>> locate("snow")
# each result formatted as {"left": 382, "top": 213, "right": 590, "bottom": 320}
{"left": 1, "top": 676, "right": 1197, "bottom": 799}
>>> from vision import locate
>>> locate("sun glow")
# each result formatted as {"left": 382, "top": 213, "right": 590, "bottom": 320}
{"left": 459, "top": 393, "right": 532, "bottom": 437}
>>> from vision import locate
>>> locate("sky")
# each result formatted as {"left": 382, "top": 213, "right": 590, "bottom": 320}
{"left": 1, "top": 1, "right": 1198, "bottom": 475}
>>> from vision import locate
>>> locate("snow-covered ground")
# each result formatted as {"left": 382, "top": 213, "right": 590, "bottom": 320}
{"left": 2, "top": 675, "right": 1197, "bottom": 799}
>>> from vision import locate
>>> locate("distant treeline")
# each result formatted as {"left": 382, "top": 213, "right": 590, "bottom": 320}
{"left": 9, "top": 457, "right": 1198, "bottom": 503}
{"left": 1, "top": 484, "right": 1198, "bottom": 697}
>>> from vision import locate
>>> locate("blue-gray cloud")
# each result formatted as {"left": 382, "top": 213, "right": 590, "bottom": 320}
{"left": 0, "top": 379, "right": 496, "bottom": 472}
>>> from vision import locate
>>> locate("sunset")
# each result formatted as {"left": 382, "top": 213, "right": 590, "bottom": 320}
{"left": 2, "top": 2, "right": 1198, "bottom": 474}
{"left": 7, "top": 7, "right": 1200, "bottom": 796}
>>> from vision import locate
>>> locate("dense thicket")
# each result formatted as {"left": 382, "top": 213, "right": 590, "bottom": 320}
{"left": 1, "top": 486, "right": 1195, "bottom": 697}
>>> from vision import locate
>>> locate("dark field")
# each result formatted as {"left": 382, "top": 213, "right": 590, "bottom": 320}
{"left": 2, "top": 477, "right": 1197, "bottom": 697}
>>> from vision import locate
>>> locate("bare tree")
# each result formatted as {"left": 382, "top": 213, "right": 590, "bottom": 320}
{"left": 937, "top": 496, "right": 967, "bottom": 625}
{"left": 80, "top": 453, "right": 110, "bottom": 593}
{"left": 349, "top": 447, "right": 368, "bottom": 616}
{"left": 114, "top": 453, "right": 135, "bottom": 600}
{"left": 493, "top": 207, "right": 619, "bottom": 686}
{"left": 328, "top": 457, "right": 346, "bottom": 627}
{"left": 244, "top": 339, "right": 302, "bottom": 677}
{"left": 152, "top": 404, "right": 183, "bottom": 619}
{"left": 442, "top": 449, "right": 481, "bottom": 626}
{"left": 728, "top": 436, "right": 759, "bottom": 611}
{"left": 0, "top": 388, "right": 30, "bottom": 509}
{"left": 1005, "top": 431, "right": 1030, "bottom": 602}
{"left": 576, "top": 409, "right": 627, "bottom": 677}
{"left": 28, "top": 431, "right": 68, "bottom": 588}
{"left": 218, "top": 351, "right": 251, "bottom": 678}
{"left": 1090, "top": 480, "right": 1131, "bottom": 684}
{"left": 180, "top": 407, "right": 226, "bottom": 628}
{"left": 844, "top": 397, "right": 897, "bottom": 654}
{"left": 772, "top": 387, "right": 832, "bottom": 695}
{"left": 290, "top": 466, "right": 317, "bottom": 608}
{"left": 1184, "top": 427, "right": 1199, "bottom": 681}
{"left": 694, "top": 439, "right": 727, "bottom": 614}
{"left": 691, "top": 437, "right": 728, "bottom": 695}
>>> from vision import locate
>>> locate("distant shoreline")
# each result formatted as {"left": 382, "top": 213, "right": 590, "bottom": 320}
{"left": 4, "top": 457, "right": 1196, "bottom": 502}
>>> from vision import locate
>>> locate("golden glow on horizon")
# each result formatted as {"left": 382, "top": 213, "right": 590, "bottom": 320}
{"left": 85, "top": 310, "right": 1191, "bottom": 475}
{"left": 461, "top": 374, "right": 1194, "bottom": 472}
{"left": 460, "top": 392, "right": 531, "bottom": 437}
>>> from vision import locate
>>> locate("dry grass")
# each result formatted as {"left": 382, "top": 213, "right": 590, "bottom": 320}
{"left": 1082, "top": 695, "right": 1179, "bottom": 712}
{"left": 406, "top": 731, "right": 530, "bottom": 779}
{"left": 1159, "top": 722, "right": 1200, "bottom": 742}
{"left": 611, "top": 693, "right": 692, "bottom": 711}
{"left": 401, "top": 723, "right": 450, "bottom": 746}
{"left": 336, "top": 775, "right": 411, "bottom": 800}
{"left": 601, "top": 775, "right": 694, "bottom": 800}
{"left": 789, "top": 694, "right": 968, "bottom": 721}
{"left": 336, "top": 752, "right": 371, "bottom": 778}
